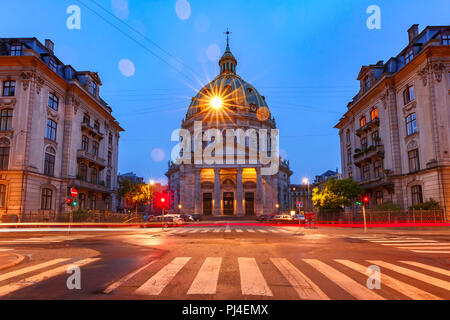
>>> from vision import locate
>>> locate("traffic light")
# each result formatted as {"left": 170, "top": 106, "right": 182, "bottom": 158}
{"left": 363, "top": 196, "right": 370, "bottom": 204}
{"left": 72, "top": 199, "right": 78, "bottom": 207}
{"left": 66, "top": 198, "right": 72, "bottom": 206}
{"left": 355, "top": 201, "right": 362, "bottom": 206}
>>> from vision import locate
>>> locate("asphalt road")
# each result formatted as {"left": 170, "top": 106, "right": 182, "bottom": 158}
{"left": 0, "top": 224, "right": 449, "bottom": 300}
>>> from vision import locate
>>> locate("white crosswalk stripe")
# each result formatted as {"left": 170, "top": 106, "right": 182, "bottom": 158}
{"left": 399, "top": 261, "right": 450, "bottom": 277}
{"left": 0, "top": 258, "right": 70, "bottom": 282}
{"left": 0, "top": 248, "right": 13, "bottom": 252}
{"left": 351, "top": 236, "right": 450, "bottom": 254}
{"left": 187, "top": 257, "right": 222, "bottom": 295}
{"left": 0, "top": 235, "right": 94, "bottom": 244}
{"left": 238, "top": 257, "right": 273, "bottom": 296}
{"left": 0, "top": 258, "right": 99, "bottom": 297}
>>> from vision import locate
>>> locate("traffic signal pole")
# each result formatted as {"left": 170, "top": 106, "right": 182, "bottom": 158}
{"left": 362, "top": 204, "right": 367, "bottom": 233}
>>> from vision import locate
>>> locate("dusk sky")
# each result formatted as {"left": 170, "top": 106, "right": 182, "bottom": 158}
{"left": 1, "top": 0, "right": 449, "bottom": 185}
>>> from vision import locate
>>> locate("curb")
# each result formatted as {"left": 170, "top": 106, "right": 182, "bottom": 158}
{"left": 0, "top": 253, "right": 25, "bottom": 271}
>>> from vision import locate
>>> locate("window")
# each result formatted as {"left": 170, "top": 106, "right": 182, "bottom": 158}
{"left": 41, "top": 188, "right": 53, "bottom": 210}
{"left": 362, "top": 164, "right": 370, "bottom": 181}
{"left": 108, "top": 133, "right": 113, "bottom": 147}
{"left": 92, "top": 141, "right": 99, "bottom": 156}
{"left": 374, "top": 160, "right": 383, "bottom": 178}
{"left": 0, "top": 184, "right": 6, "bottom": 207}
{"left": 78, "top": 163, "right": 87, "bottom": 181}
{"left": 408, "top": 149, "right": 420, "bottom": 173}
{"left": 364, "top": 76, "right": 370, "bottom": 90}
{"left": 361, "top": 137, "right": 368, "bottom": 150}
{"left": 91, "top": 167, "right": 98, "bottom": 184}
{"left": 46, "top": 119, "right": 57, "bottom": 141}
{"left": 375, "top": 191, "right": 383, "bottom": 206}
{"left": 372, "top": 131, "right": 380, "bottom": 146}
{"left": 442, "top": 33, "right": 450, "bottom": 45}
{"left": 0, "top": 146, "right": 9, "bottom": 170}
{"left": 83, "top": 113, "right": 90, "bottom": 125}
{"left": 2, "top": 80, "right": 15, "bottom": 97}
{"left": 90, "top": 81, "right": 97, "bottom": 96}
{"left": 411, "top": 185, "right": 423, "bottom": 205}
{"left": 106, "top": 173, "right": 111, "bottom": 188}
{"left": 94, "top": 120, "right": 100, "bottom": 131}
{"left": 82, "top": 135, "right": 89, "bottom": 151}
{"left": 370, "top": 108, "right": 378, "bottom": 121}
{"left": 10, "top": 44, "right": 22, "bottom": 56}
{"left": 79, "top": 193, "right": 86, "bottom": 209}
{"left": 403, "top": 86, "right": 415, "bottom": 104}
{"left": 90, "top": 194, "right": 97, "bottom": 210}
{"left": 48, "top": 58, "right": 57, "bottom": 72}
{"left": 406, "top": 113, "right": 417, "bottom": 136}
{"left": 108, "top": 151, "right": 112, "bottom": 167}
{"left": 360, "top": 116, "right": 367, "bottom": 128}
{"left": 404, "top": 48, "right": 414, "bottom": 64}
{"left": 346, "top": 130, "right": 350, "bottom": 144}
{"left": 348, "top": 170, "right": 353, "bottom": 179}
{"left": 0, "top": 109, "right": 13, "bottom": 131}
{"left": 48, "top": 93, "right": 58, "bottom": 111}
{"left": 44, "top": 153, "right": 55, "bottom": 177}
{"left": 347, "top": 148, "right": 352, "bottom": 163}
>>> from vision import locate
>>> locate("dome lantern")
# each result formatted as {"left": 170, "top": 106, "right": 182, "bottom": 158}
{"left": 219, "top": 29, "right": 237, "bottom": 75}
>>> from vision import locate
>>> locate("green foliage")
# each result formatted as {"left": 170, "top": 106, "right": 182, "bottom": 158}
{"left": 372, "top": 201, "right": 403, "bottom": 212}
{"left": 410, "top": 198, "right": 441, "bottom": 210}
{"left": 312, "top": 178, "right": 363, "bottom": 210}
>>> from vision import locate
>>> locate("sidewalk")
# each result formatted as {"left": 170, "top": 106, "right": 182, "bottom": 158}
{"left": 0, "top": 252, "right": 25, "bottom": 271}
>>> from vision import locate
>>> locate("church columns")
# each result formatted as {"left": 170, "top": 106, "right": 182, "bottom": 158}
{"left": 236, "top": 168, "right": 243, "bottom": 216}
{"left": 214, "top": 168, "right": 221, "bottom": 216}
{"left": 256, "top": 168, "right": 263, "bottom": 216}
{"left": 194, "top": 169, "right": 201, "bottom": 215}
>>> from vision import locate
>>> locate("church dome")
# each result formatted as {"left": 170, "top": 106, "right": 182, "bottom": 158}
{"left": 186, "top": 41, "right": 270, "bottom": 121}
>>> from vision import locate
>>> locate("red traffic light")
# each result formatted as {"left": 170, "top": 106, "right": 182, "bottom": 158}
{"left": 66, "top": 198, "right": 72, "bottom": 206}
{"left": 363, "top": 196, "right": 370, "bottom": 203}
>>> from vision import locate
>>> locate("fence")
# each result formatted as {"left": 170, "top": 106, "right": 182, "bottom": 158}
{"left": 18, "top": 211, "right": 138, "bottom": 223}
{"left": 315, "top": 209, "right": 447, "bottom": 225}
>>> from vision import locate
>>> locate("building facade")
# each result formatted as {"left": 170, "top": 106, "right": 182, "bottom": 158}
{"left": 166, "top": 42, "right": 292, "bottom": 217}
{"left": 288, "top": 184, "right": 313, "bottom": 212}
{"left": 0, "top": 38, "right": 123, "bottom": 219}
{"left": 335, "top": 25, "right": 450, "bottom": 217}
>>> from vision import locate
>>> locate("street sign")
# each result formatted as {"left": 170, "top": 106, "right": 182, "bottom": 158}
{"left": 70, "top": 188, "right": 78, "bottom": 198}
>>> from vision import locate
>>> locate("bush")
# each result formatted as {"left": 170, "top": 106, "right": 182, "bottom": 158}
{"left": 410, "top": 198, "right": 441, "bottom": 210}
{"left": 372, "top": 201, "right": 403, "bottom": 212}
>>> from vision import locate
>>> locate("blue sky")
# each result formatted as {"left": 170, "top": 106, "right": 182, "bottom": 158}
{"left": 1, "top": 0, "right": 449, "bottom": 184}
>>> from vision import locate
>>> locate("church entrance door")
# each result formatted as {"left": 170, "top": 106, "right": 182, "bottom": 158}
{"left": 223, "top": 192, "right": 234, "bottom": 215}
{"left": 245, "top": 192, "right": 254, "bottom": 216}
{"left": 203, "top": 193, "right": 212, "bottom": 215}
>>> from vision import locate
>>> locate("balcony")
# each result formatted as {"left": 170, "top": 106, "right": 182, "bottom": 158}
{"left": 359, "top": 174, "right": 394, "bottom": 193}
{"left": 77, "top": 149, "right": 106, "bottom": 170}
{"left": 353, "top": 144, "right": 384, "bottom": 167}
{"left": 355, "top": 118, "right": 380, "bottom": 137}
{"left": 72, "top": 178, "right": 110, "bottom": 194}
{"left": 81, "top": 122, "right": 104, "bottom": 140}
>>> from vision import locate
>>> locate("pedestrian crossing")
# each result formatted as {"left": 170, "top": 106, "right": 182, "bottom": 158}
{"left": 163, "top": 227, "right": 293, "bottom": 235}
{"left": 349, "top": 235, "right": 450, "bottom": 254}
{"left": 0, "top": 255, "right": 448, "bottom": 299}
{"left": 0, "top": 235, "right": 95, "bottom": 245}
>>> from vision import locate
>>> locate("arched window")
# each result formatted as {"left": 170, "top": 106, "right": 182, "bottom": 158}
{"left": 0, "top": 109, "right": 13, "bottom": 131}
{"left": 44, "top": 146, "right": 56, "bottom": 177}
{"left": 41, "top": 188, "right": 53, "bottom": 210}
{"left": 0, "top": 184, "right": 6, "bottom": 208}
{"left": 46, "top": 119, "right": 57, "bottom": 141}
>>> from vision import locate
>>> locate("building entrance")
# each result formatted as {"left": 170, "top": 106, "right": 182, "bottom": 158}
{"left": 223, "top": 192, "right": 234, "bottom": 215}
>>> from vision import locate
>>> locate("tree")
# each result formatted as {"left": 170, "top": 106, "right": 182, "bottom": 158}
{"left": 312, "top": 178, "right": 363, "bottom": 210}
{"left": 124, "top": 183, "right": 153, "bottom": 217}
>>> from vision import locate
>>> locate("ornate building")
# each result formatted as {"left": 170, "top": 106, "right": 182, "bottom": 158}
{"left": 335, "top": 25, "right": 450, "bottom": 217}
{"left": 0, "top": 37, "right": 123, "bottom": 220}
{"left": 167, "top": 39, "right": 292, "bottom": 217}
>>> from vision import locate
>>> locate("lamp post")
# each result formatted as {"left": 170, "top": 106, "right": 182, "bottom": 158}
{"left": 302, "top": 178, "right": 310, "bottom": 211}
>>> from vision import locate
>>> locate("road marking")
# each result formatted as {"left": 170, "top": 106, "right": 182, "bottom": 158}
{"left": 238, "top": 258, "right": 273, "bottom": 296}
{"left": 187, "top": 257, "right": 222, "bottom": 295}
{"left": 135, "top": 257, "right": 191, "bottom": 295}
{"left": 225, "top": 229, "right": 231, "bottom": 233}
{"left": 278, "top": 229, "right": 291, "bottom": 233}
{"left": 213, "top": 228, "right": 221, "bottom": 233}
{"left": 271, "top": 258, "right": 329, "bottom": 300}
{"left": 369, "top": 240, "right": 437, "bottom": 243}
{"left": 247, "top": 229, "right": 255, "bottom": 233}
{"left": 368, "top": 260, "right": 450, "bottom": 290}
{"left": 400, "top": 261, "right": 450, "bottom": 277}
{"left": 0, "top": 248, "right": 12, "bottom": 252}
{"left": 0, "top": 258, "right": 70, "bottom": 282}
{"left": 236, "top": 229, "right": 243, "bottom": 233}
{"left": 200, "top": 229, "right": 209, "bottom": 233}
{"left": 0, "top": 258, "right": 99, "bottom": 297}
{"left": 335, "top": 260, "right": 442, "bottom": 300}
{"left": 257, "top": 229, "right": 268, "bottom": 233}
{"left": 397, "top": 246, "right": 450, "bottom": 250}
{"left": 303, "top": 259, "right": 384, "bottom": 300}
{"left": 103, "top": 260, "right": 158, "bottom": 294}
{"left": 381, "top": 242, "right": 450, "bottom": 246}
{"left": 410, "top": 250, "right": 450, "bottom": 254}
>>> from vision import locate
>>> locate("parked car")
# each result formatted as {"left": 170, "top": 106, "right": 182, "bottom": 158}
{"left": 293, "top": 214, "right": 306, "bottom": 224}
{"left": 257, "top": 213, "right": 277, "bottom": 221}
{"left": 180, "top": 214, "right": 194, "bottom": 222}
{"left": 191, "top": 214, "right": 201, "bottom": 222}
{"left": 272, "top": 214, "right": 294, "bottom": 223}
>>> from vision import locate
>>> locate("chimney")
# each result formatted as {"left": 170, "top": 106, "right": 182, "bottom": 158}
{"left": 407, "top": 24, "right": 419, "bottom": 43}
{"left": 45, "top": 39, "right": 54, "bottom": 53}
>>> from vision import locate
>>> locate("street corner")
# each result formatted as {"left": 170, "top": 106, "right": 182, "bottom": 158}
{"left": 0, "top": 252, "right": 26, "bottom": 271}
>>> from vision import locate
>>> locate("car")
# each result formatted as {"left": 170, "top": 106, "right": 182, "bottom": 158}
{"left": 180, "top": 214, "right": 194, "bottom": 222}
{"left": 191, "top": 214, "right": 201, "bottom": 222}
{"left": 293, "top": 214, "right": 306, "bottom": 224}
{"left": 257, "top": 213, "right": 276, "bottom": 221}
{"left": 271, "top": 214, "right": 294, "bottom": 223}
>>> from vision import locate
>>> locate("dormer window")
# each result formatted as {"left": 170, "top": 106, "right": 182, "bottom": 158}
{"left": 364, "top": 76, "right": 370, "bottom": 90}
{"left": 404, "top": 48, "right": 414, "bottom": 64}
{"left": 49, "top": 58, "right": 57, "bottom": 72}
{"left": 90, "top": 81, "right": 97, "bottom": 96}
{"left": 442, "top": 32, "right": 450, "bottom": 45}
{"left": 10, "top": 44, "right": 22, "bottom": 56}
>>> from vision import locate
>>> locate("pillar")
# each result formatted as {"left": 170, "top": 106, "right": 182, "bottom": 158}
{"left": 256, "top": 168, "right": 263, "bottom": 216}
{"left": 214, "top": 168, "right": 221, "bottom": 215}
{"left": 236, "top": 168, "right": 243, "bottom": 216}
{"left": 194, "top": 169, "right": 201, "bottom": 215}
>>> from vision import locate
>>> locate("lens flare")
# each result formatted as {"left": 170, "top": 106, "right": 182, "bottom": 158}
{"left": 211, "top": 97, "right": 223, "bottom": 109}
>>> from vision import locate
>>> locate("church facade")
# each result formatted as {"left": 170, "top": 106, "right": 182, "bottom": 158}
{"left": 166, "top": 41, "right": 292, "bottom": 217}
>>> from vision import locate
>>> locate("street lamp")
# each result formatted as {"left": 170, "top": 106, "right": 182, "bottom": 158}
{"left": 302, "top": 178, "right": 310, "bottom": 211}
